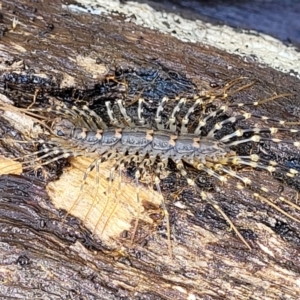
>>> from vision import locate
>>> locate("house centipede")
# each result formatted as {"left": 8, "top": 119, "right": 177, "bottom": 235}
{"left": 0, "top": 78, "right": 300, "bottom": 258}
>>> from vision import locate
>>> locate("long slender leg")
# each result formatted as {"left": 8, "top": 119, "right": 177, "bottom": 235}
{"left": 224, "top": 134, "right": 300, "bottom": 148}
{"left": 116, "top": 99, "right": 134, "bottom": 128}
{"left": 203, "top": 155, "right": 300, "bottom": 224}
{"left": 63, "top": 150, "right": 118, "bottom": 224}
{"left": 71, "top": 105, "right": 107, "bottom": 130}
{"left": 97, "top": 154, "right": 137, "bottom": 236}
{"left": 216, "top": 165, "right": 300, "bottom": 224}
{"left": 194, "top": 105, "right": 230, "bottom": 135}
{"left": 216, "top": 126, "right": 300, "bottom": 143}
{"left": 105, "top": 101, "right": 123, "bottom": 127}
{"left": 211, "top": 156, "right": 300, "bottom": 214}
{"left": 82, "top": 105, "right": 108, "bottom": 130}
{"left": 137, "top": 98, "right": 146, "bottom": 126}
{"left": 130, "top": 155, "right": 156, "bottom": 247}
{"left": 186, "top": 160, "right": 252, "bottom": 249}
{"left": 181, "top": 97, "right": 203, "bottom": 134}
{"left": 168, "top": 97, "right": 186, "bottom": 132}
{"left": 154, "top": 157, "right": 172, "bottom": 258}
{"left": 197, "top": 92, "right": 298, "bottom": 137}
{"left": 155, "top": 96, "right": 169, "bottom": 130}
{"left": 217, "top": 154, "right": 299, "bottom": 178}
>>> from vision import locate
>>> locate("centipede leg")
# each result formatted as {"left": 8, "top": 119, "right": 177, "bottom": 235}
{"left": 200, "top": 189, "right": 251, "bottom": 250}
{"left": 64, "top": 151, "right": 118, "bottom": 227}
{"left": 154, "top": 175, "right": 172, "bottom": 258}
{"left": 130, "top": 156, "right": 155, "bottom": 249}
{"left": 182, "top": 160, "right": 252, "bottom": 249}
{"left": 94, "top": 153, "right": 136, "bottom": 236}
{"left": 97, "top": 162, "right": 125, "bottom": 236}
{"left": 62, "top": 157, "right": 100, "bottom": 224}
{"left": 153, "top": 158, "right": 172, "bottom": 258}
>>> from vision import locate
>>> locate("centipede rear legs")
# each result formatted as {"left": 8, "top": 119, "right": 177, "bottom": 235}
{"left": 174, "top": 158, "right": 252, "bottom": 250}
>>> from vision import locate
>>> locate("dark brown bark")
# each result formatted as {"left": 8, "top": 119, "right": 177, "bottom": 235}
{"left": 0, "top": 1, "right": 300, "bottom": 299}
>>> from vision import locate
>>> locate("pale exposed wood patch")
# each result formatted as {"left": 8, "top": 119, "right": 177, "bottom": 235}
{"left": 47, "top": 156, "right": 162, "bottom": 246}
{"left": 0, "top": 156, "right": 22, "bottom": 175}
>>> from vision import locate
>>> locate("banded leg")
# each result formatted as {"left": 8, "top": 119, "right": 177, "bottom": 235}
{"left": 177, "top": 98, "right": 197, "bottom": 134}
{"left": 130, "top": 155, "right": 157, "bottom": 247}
{"left": 116, "top": 99, "right": 134, "bottom": 127}
{"left": 2, "top": 145, "right": 81, "bottom": 176}
{"left": 168, "top": 97, "right": 186, "bottom": 132}
{"left": 212, "top": 164, "right": 300, "bottom": 224}
{"left": 218, "top": 154, "right": 299, "bottom": 178}
{"left": 185, "top": 159, "right": 252, "bottom": 249}
{"left": 63, "top": 150, "right": 119, "bottom": 225}
{"left": 81, "top": 105, "right": 108, "bottom": 129}
{"left": 194, "top": 106, "right": 228, "bottom": 135}
{"left": 211, "top": 155, "right": 300, "bottom": 214}
{"left": 105, "top": 101, "right": 124, "bottom": 127}
{"left": 224, "top": 134, "right": 300, "bottom": 148}
{"left": 71, "top": 105, "right": 108, "bottom": 130}
{"left": 155, "top": 96, "right": 169, "bottom": 130}
{"left": 137, "top": 98, "right": 146, "bottom": 126}
{"left": 209, "top": 114, "right": 300, "bottom": 139}
{"left": 95, "top": 153, "right": 137, "bottom": 236}
{"left": 154, "top": 156, "right": 172, "bottom": 258}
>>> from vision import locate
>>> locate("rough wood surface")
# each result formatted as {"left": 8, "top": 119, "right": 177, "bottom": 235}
{"left": 0, "top": 1, "right": 300, "bottom": 299}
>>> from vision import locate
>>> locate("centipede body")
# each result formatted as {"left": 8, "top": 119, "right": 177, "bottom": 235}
{"left": 0, "top": 78, "right": 300, "bottom": 256}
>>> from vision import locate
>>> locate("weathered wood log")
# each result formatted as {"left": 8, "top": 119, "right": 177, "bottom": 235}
{"left": 0, "top": 1, "right": 300, "bottom": 299}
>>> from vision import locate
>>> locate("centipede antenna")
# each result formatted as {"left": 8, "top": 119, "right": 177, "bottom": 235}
{"left": 27, "top": 88, "right": 39, "bottom": 110}
{"left": 0, "top": 145, "right": 76, "bottom": 175}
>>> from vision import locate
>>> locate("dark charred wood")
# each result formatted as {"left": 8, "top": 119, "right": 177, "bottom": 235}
{"left": 0, "top": 1, "right": 300, "bottom": 299}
